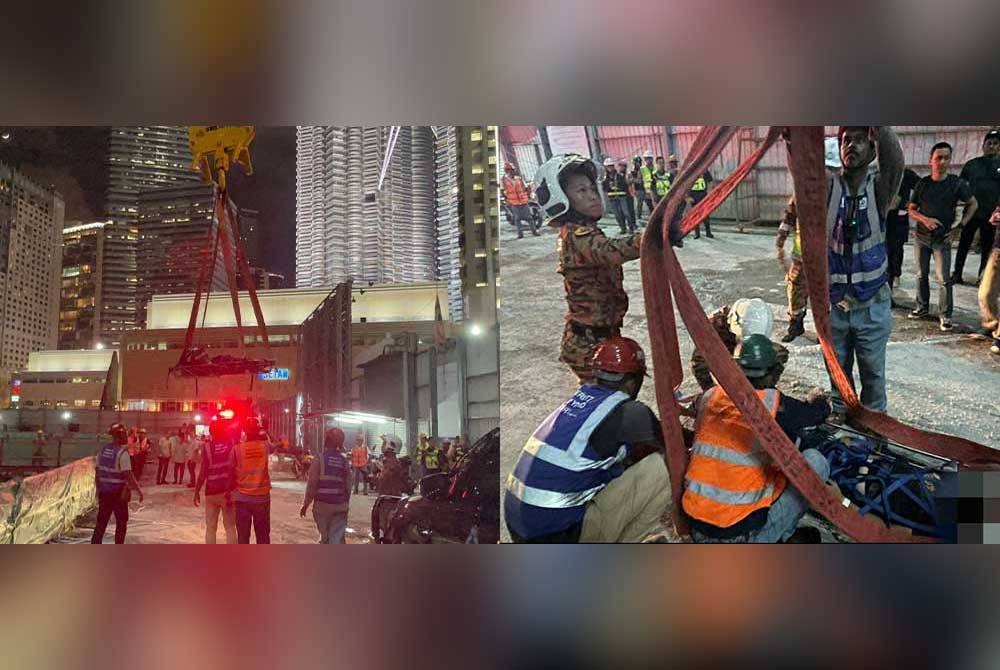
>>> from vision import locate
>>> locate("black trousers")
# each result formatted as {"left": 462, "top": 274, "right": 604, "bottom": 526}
{"left": 91, "top": 490, "right": 129, "bottom": 544}
{"left": 173, "top": 462, "right": 185, "bottom": 484}
{"left": 885, "top": 212, "right": 910, "bottom": 282}
{"left": 954, "top": 216, "right": 993, "bottom": 280}
{"left": 156, "top": 457, "right": 170, "bottom": 483}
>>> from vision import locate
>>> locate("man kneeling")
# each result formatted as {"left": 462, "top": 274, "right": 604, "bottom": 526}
{"left": 683, "top": 334, "right": 831, "bottom": 543}
{"left": 505, "top": 337, "right": 670, "bottom": 543}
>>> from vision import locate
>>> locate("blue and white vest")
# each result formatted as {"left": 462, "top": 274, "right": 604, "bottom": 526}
{"left": 316, "top": 451, "right": 350, "bottom": 505}
{"left": 96, "top": 443, "right": 127, "bottom": 494}
{"left": 505, "top": 384, "right": 631, "bottom": 539}
{"left": 828, "top": 171, "right": 888, "bottom": 304}
{"left": 204, "top": 441, "right": 234, "bottom": 496}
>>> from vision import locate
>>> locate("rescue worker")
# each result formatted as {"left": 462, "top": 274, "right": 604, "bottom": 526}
{"left": 301, "top": 427, "right": 351, "bottom": 544}
{"left": 602, "top": 157, "right": 633, "bottom": 234}
{"left": 690, "top": 298, "right": 789, "bottom": 392}
{"left": 778, "top": 141, "right": 845, "bottom": 340}
{"left": 641, "top": 150, "right": 656, "bottom": 212}
{"left": 502, "top": 162, "right": 539, "bottom": 239}
{"left": 682, "top": 334, "right": 831, "bottom": 543}
{"left": 651, "top": 155, "right": 672, "bottom": 206}
{"left": 229, "top": 416, "right": 272, "bottom": 544}
{"left": 979, "top": 204, "right": 1000, "bottom": 355}
{"left": 91, "top": 423, "right": 143, "bottom": 544}
{"left": 629, "top": 156, "right": 649, "bottom": 222}
{"left": 193, "top": 419, "right": 237, "bottom": 544}
{"left": 617, "top": 159, "right": 637, "bottom": 232}
{"left": 350, "top": 432, "right": 369, "bottom": 495}
{"left": 533, "top": 153, "right": 642, "bottom": 383}
{"left": 953, "top": 129, "right": 1000, "bottom": 285}
{"left": 505, "top": 337, "right": 671, "bottom": 543}
{"left": 419, "top": 436, "right": 442, "bottom": 477}
{"left": 687, "top": 170, "right": 715, "bottom": 239}
{"left": 826, "top": 126, "right": 904, "bottom": 418}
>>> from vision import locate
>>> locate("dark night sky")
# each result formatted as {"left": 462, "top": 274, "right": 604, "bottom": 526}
{"left": 0, "top": 126, "right": 297, "bottom": 285}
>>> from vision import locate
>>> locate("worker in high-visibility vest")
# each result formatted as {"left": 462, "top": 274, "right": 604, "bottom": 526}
{"left": 686, "top": 170, "right": 715, "bottom": 239}
{"left": 91, "top": 423, "right": 144, "bottom": 544}
{"left": 229, "top": 416, "right": 272, "bottom": 544}
{"left": 194, "top": 418, "right": 238, "bottom": 544}
{"left": 350, "top": 432, "right": 370, "bottom": 495}
{"left": 418, "top": 435, "right": 443, "bottom": 477}
{"left": 601, "top": 157, "right": 634, "bottom": 234}
{"left": 301, "top": 428, "right": 352, "bottom": 544}
{"left": 503, "top": 162, "right": 539, "bottom": 239}
{"left": 651, "top": 156, "right": 672, "bottom": 202}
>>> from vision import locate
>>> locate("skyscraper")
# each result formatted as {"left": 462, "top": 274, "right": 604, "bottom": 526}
{"left": 0, "top": 163, "right": 64, "bottom": 389}
{"left": 294, "top": 126, "right": 459, "bottom": 297}
{"left": 59, "top": 221, "right": 110, "bottom": 350}
{"left": 135, "top": 184, "right": 231, "bottom": 328}
{"left": 102, "top": 126, "right": 201, "bottom": 344}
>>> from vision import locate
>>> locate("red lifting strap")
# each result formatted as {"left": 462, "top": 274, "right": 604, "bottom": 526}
{"left": 641, "top": 126, "right": 999, "bottom": 543}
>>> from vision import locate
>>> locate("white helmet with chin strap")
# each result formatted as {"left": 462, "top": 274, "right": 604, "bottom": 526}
{"left": 727, "top": 298, "right": 774, "bottom": 340}
{"left": 533, "top": 153, "right": 601, "bottom": 223}
{"left": 824, "top": 137, "right": 842, "bottom": 168}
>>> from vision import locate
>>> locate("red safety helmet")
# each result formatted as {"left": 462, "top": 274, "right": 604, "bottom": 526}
{"left": 592, "top": 337, "right": 648, "bottom": 376}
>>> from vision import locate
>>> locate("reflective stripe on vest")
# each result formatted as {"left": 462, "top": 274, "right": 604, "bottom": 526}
{"left": 506, "top": 384, "right": 630, "bottom": 511}
{"left": 640, "top": 165, "right": 653, "bottom": 191}
{"left": 96, "top": 444, "right": 127, "bottom": 494}
{"left": 503, "top": 176, "right": 530, "bottom": 205}
{"left": 317, "top": 451, "right": 350, "bottom": 505}
{"left": 827, "top": 172, "right": 888, "bottom": 303}
{"left": 682, "top": 387, "right": 785, "bottom": 529}
{"left": 351, "top": 446, "right": 368, "bottom": 468}
{"left": 235, "top": 440, "right": 270, "bottom": 496}
{"left": 692, "top": 176, "right": 708, "bottom": 191}
{"left": 654, "top": 171, "right": 672, "bottom": 196}
{"left": 205, "top": 441, "right": 234, "bottom": 496}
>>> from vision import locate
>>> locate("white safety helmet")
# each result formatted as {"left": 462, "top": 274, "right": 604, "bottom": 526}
{"left": 727, "top": 298, "right": 774, "bottom": 340}
{"left": 643, "top": 149, "right": 655, "bottom": 159}
{"left": 533, "top": 153, "right": 601, "bottom": 223}
{"left": 824, "top": 137, "right": 841, "bottom": 169}
{"left": 603, "top": 156, "right": 615, "bottom": 167}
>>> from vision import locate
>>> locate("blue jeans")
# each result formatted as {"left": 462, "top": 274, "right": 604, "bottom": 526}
{"left": 828, "top": 296, "right": 893, "bottom": 413}
{"left": 352, "top": 466, "right": 367, "bottom": 494}
{"left": 751, "top": 449, "right": 830, "bottom": 543}
{"left": 235, "top": 497, "right": 271, "bottom": 544}
{"left": 915, "top": 238, "right": 953, "bottom": 318}
{"left": 608, "top": 197, "right": 634, "bottom": 233}
{"left": 312, "top": 502, "right": 349, "bottom": 544}
{"left": 510, "top": 204, "right": 535, "bottom": 237}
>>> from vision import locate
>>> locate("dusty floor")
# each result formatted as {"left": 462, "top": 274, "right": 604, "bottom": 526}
{"left": 499, "top": 214, "right": 1000, "bottom": 541}
{"left": 54, "top": 458, "right": 376, "bottom": 544}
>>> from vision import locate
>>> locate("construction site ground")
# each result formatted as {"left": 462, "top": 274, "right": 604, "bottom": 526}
{"left": 499, "top": 215, "right": 1000, "bottom": 542}
{"left": 51, "top": 458, "right": 376, "bottom": 544}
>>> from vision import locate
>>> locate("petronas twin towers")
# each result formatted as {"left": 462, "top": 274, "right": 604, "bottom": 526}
{"left": 294, "top": 126, "right": 463, "bottom": 319}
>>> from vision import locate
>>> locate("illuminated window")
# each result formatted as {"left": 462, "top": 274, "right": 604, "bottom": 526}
{"left": 470, "top": 130, "right": 483, "bottom": 142}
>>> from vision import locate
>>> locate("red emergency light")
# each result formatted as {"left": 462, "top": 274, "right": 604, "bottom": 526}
{"left": 219, "top": 409, "right": 236, "bottom": 420}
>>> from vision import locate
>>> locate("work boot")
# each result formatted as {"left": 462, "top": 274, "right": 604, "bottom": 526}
{"left": 705, "top": 232, "right": 715, "bottom": 239}
{"left": 782, "top": 315, "right": 805, "bottom": 342}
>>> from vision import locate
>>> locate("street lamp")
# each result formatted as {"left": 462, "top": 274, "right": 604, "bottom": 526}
{"left": 469, "top": 323, "right": 482, "bottom": 336}
{"left": 95, "top": 342, "right": 105, "bottom": 350}
{"left": 194, "top": 414, "right": 202, "bottom": 422}
{"left": 61, "top": 411, "right": 72, "bottom": 421}
{"left": 284, "top": 408, "right": 290, "bottom": 414}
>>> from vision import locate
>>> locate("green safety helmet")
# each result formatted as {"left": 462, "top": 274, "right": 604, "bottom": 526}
{"left": 734, "top": 334, "right": 777, "bottom": 378}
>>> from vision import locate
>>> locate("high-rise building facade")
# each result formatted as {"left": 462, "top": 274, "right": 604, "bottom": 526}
{"left": 0, "top": 163, "right": 64, "bottom": 390}
{"left": 295, "top": 126, "right": 459, "bottom": 295}
{"left": 135, "top": 184, "right": 230, "bottom": 328}
{"left": 59, "top": 221, "right": 110, "bottom": 350}
{"left": 102, "top": 126, "right": 201, "bottom": 344}
{"left": 457, "top": 126, "right": 500, "bottom": 327}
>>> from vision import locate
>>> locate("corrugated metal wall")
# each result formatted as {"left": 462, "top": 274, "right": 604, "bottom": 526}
{"left": 594, "top": 125, "right": 666, "bottom": 163}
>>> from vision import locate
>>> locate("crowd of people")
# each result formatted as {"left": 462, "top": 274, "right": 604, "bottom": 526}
{"left": 89, "top": 416, "right": 472, "bottom": 544}
{"left": 504, "top": 125, "right": 1000, "bottom": 544}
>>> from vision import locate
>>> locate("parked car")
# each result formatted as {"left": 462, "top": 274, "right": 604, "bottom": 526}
{"left": 372, "top": 428, "right": 499, "bottom": 544}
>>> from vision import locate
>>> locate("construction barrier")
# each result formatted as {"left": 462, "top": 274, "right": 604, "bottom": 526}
{"left": 2, "top": 457, "right": 96, "bottom": 544}
{"left": 0, "top": 433, "right": 102, "bottom": 467}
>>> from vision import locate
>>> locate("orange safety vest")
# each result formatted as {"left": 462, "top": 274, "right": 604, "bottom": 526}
{"left": 502, "top": 175, "right": 530, "bottom": 206}
{"left": 234, "top": 439, "right": 271, "bottom": 496}
{"left": 682, "top": 387, "right": 786, "bottom": 529}
{"left": 351, "top": 445, "right": 368, "bottom": 468}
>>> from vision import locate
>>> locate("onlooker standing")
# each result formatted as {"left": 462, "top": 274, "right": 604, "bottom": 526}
{"left": 133, "top": 429, "right": 149, "bottom": 480}
{"left": 629, "top": 156, "right": 649, "bottom": 222}
{"left": 908, "top": 141, "right": 978, "bottom": 331}
{"left": 885, "top": 167, "right": 921, "bottom": 301}
{"left": 156, "top": 433, "right": 172, "bottom": 485}
{"left": 301, "top": 428, "right": 351, "bottom": 544}
{"left": 978, "top": 205, "right": 1000, "bottom": 354}
{"left": 953, "top": 129, "right": 1000, "bottom": 285}
{"left": 687, "top": 170, "right": 715, "bottom": 239}
{"left": 502, "top": 162, "right": 539, "bottom": 239}
{"left": 186, "top": 434, "right": 201, "bottom": 488}
{"left": 171, "top": 428, "right": 187, "bottom": 485}
{"left": 617, "top": 160, "right": 637, "bottom": 233}
{"left": 602, "top": 158, "right": 633, "bottom": 234}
